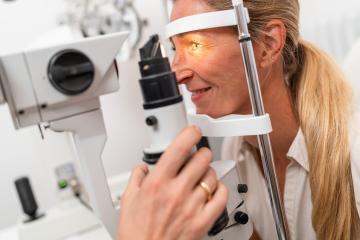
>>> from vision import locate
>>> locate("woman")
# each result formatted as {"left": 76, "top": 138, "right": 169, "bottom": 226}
{"left": 118, "top": 0, "right": 360, "bottom": 239}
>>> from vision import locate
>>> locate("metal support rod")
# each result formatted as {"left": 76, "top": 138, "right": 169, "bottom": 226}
{"left": 232, "top": 1, "right": 290, "bottom": 239}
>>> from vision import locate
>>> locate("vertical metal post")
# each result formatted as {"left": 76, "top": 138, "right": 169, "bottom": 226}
{"left": 231, "top": 1, "right": 290, "bottom": 239}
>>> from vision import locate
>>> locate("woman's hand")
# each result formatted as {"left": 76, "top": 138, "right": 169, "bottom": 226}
{"left": 117, "top": 126, "right": 228, "bottom": 240}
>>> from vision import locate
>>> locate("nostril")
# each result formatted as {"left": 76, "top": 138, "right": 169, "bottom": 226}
{"left": 175, "top": 70, "right": 194, "bottom": 84}
{"left": 179, "top": 76, "right": 193, "bottom": 85}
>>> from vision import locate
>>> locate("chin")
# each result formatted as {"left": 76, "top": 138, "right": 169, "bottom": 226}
{"left": 196, "top": 108, "right": 230, "bottom": 119}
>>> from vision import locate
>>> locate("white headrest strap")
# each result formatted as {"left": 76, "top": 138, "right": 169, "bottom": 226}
{"left": 166, "top": 9, "right": 236, "bottom": 38}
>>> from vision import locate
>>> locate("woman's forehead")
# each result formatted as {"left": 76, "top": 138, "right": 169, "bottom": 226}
{"left": 170, "top": 0, "right": 215, "bottom": 22}
{"left": 170, "top": 30, "right": 216, "bottom": 44}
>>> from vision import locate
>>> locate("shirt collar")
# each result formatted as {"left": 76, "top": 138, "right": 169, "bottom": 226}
{"left": 286, "top": 129, "right": 310, "bottom": 172}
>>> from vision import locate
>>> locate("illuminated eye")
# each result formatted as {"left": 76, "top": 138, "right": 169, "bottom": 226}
{"left": 190, "top": 41, "right": 203, "bottom": 51}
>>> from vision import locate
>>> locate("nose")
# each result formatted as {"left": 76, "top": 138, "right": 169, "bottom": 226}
{"left": 171, "top": 51, "right": 194, "bottom": 85}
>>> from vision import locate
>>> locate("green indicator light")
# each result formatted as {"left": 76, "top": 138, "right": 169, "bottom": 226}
{"left": 58, "top": 179, "right": 67, "bottom": 189}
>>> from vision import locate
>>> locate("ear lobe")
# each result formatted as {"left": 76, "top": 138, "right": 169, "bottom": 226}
{"left": 258, "top": 20, "right": 286, "bottom": 68}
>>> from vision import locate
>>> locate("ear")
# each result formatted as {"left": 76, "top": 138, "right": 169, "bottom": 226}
{"left": 258, "top": 20, "right": 286, "bottom": 68}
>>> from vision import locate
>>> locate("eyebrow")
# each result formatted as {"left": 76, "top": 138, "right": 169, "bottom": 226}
{"left": 169, "top": 33, "right": 187, "bottom": 49}
{"left": 169, "top": 31, "right": 211, "bottom": 44}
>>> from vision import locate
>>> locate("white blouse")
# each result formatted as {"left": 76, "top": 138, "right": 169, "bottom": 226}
{"left": 221, "top": 114, "right": 360, "bottom": 240}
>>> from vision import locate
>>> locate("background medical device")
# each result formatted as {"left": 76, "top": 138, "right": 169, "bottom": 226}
{"left": 14, "top": 177, "right": 44, "bottom": 223}
{"left": 0, "top": 32, "right": 129, "bottom": 238}
{"left": 14, "top": 173, "right": 102, "bottom": 240}
{"left": 60, "top": 0, "right": 145, "bottom": 60}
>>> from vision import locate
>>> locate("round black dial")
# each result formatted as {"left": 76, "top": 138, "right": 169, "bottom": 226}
{"left": 48, "top": 50, "right": 94, "bottom": 95}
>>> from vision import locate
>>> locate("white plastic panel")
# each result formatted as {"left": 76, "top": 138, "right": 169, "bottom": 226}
{"left": 0, "top": 53, "right": 41, "bottom": 128}
{"left": 166, "top": 10, "right": 236, "bottom": 38}
{"left": 204, "top": 160, "right": 253, "bottom": 240}
{"left": 143, "top": 102, "right": 188, "bottom": 154}
{"left": 0, "top": 53, "right": 38, "bottom": 111}
{"left": 188, "top": 113, "right": 272, "bottom": 137}
{"left": 211, "top": 160, "right": 240, "bottom": 212}
{"left": 23, "top": 32, "right": 129, "bottom": 122}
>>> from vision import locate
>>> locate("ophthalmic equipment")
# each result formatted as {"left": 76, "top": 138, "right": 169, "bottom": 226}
{"left": 0, "top": 0, "right": 287, "bottom": 239}
{"left": 0, "top": 32, "right": 129, "bottom": 239}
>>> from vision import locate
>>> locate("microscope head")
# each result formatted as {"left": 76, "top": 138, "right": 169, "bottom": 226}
{"left": 0, "top": 32, "right": 128, "bottom": 128}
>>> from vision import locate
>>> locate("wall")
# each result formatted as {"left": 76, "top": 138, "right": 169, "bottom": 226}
{"left": 300, "top": 0, "right": 360, "bottom": 62}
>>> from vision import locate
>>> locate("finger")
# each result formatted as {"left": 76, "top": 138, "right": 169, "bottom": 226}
{"left": 183, "top": 167, "right": 218, "bottom": 215}
{"left": 197, "top": 183, "right": 229, "bottom": 232}
{"left": 177, "top": 147, "right": 213, "bottom": 191}
{"left": 155, "top": 126, "right": 202, "bottom": 178}
{"left": 126, "top": 164, "right": 149, "bottom": 190}
{"left": 190, "top": 167, "right": 218, "bottom": 206}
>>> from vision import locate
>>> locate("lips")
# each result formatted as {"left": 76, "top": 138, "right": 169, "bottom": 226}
{"left": 191, "top": 87, "right": 212, "bottom": 96}
{"left": 190, "top": 86, "right": 212, "bottom": 102}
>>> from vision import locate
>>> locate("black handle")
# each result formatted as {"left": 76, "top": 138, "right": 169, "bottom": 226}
{"left": 15, "top": 177, "right": 38, "bottom": 219}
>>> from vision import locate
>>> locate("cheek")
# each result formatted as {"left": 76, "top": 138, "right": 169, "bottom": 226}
{"left": 193, "top": 50, "right": 243, "bottom": 85}
{"left": 207, "top": 52, "right": 251, "bottom": 113}
{"left": 205, "top": 49, "right": 245, "bottom": 90}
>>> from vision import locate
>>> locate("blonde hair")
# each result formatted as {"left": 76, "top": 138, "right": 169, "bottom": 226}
{"left": 202, "top": 0, "right": 360, "bottom": 239}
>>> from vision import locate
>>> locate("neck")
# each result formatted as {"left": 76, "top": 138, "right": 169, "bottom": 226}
{"left": 244, "top": 63, "right": 299, "bottom": 162}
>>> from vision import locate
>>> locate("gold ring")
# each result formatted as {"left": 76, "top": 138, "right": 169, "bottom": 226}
{"left": 199, "top": 181, "right": 212, "bottom": 201}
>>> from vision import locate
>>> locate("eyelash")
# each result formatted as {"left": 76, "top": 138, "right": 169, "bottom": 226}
{"left": 170, "top": 40, "right": 203, "bottom": 52}
{"left": 190, "top": 41, "right": 203, "bottom": 51}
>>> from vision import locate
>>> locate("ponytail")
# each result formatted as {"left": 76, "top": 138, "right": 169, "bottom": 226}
{"left": 295, "top": 40, "right": 360, "bottom": 239}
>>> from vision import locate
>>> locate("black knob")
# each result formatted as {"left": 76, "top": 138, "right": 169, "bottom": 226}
{"left": 234, "top": 211, "right": 249, "bottom": 225}
{"left": 237, "top": 184, "right": 248, "bottom": 193}
{"left": 48, "top": 50, "right": 94, "bottom": 95}
{"left": 145, "top": 116, "right": 158, "bottom": 126}
{"left": 15, "top": 177, "right": 38, "bottom": 219}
